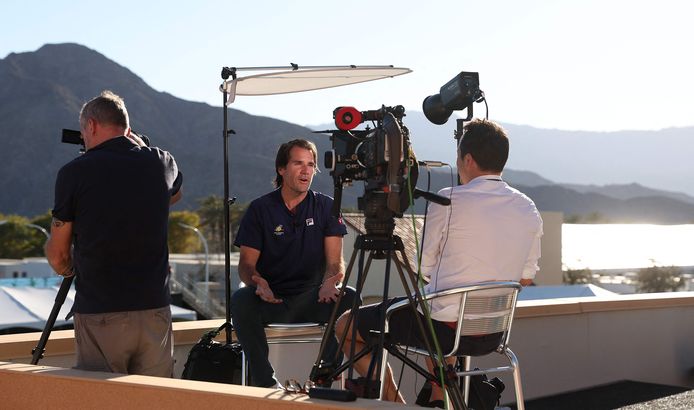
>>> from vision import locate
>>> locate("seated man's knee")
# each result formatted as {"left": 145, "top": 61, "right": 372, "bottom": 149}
{"left": 334, "top": 310, "right": 352, "bottom": 341}
{"left": 230, "top": 286, "right": 258, "bottom": 317}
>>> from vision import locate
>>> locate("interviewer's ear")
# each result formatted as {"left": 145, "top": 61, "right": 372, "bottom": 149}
{"left": 463, "top": 153, "right": 475, "bottom": 166}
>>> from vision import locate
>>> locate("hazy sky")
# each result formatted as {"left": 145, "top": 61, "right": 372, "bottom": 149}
{"left": 2, "top": 0, "right": 693, "bottom": 132}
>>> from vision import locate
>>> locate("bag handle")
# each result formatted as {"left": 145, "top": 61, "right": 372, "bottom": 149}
{"left": 202, "top": 322, "right": 233, "bottom": 343}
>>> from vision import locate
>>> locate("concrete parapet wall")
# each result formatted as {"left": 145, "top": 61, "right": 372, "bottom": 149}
{"left": 2, "top": 293, "right": 694, "bottom": 404}
{"left": 0, "top": 362, "right": 415, "bottom": 409}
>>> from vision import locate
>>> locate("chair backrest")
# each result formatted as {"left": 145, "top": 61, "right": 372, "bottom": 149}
{"left": 423, "top": 281, "right": 521, "bottom": 357}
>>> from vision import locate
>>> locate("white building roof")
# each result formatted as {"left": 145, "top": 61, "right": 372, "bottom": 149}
{"left": 0, "top": 285, "right": 196, "bottom": 331}
{"left": 518, "top": 284, "right": 617, "bottom": 301}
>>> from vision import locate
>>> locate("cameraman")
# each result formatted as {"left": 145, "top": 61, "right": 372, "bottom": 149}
{"left": 336, "top": 119, "right": 543, "bottom": 404}
{"left": 231, "top": 139, "right": 358, "bottom": 388}
{"left": 45, "top": 90, "right": 182, "bottom": 377}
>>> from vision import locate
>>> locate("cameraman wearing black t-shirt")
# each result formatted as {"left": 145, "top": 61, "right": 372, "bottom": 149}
{"left": 45, "top": 90, "right": 182, "bottom": 377}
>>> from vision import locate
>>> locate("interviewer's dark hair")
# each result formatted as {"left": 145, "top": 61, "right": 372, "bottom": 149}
{"left": 274, "top": 139, "right": 318, "bottom": 188}
{"left": 79, "top": 90, "right": 129, "bottom": 130}
{"left": 459, "top": 118, "right": 509, "bottom": 173}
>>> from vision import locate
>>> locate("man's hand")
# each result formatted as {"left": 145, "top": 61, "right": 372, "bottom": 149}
{"left": 251, "top": 275, "right": 283, "bottom": 304}
{"left": 318, "top": 275, "right": 342, "bottom": 303}
{"left": 126, "top": 130, "right": 147, "bottom": 147}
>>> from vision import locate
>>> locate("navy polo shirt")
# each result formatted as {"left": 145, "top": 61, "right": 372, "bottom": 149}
{"left": 234, "top": 189, "right": 347, "bottom": 296}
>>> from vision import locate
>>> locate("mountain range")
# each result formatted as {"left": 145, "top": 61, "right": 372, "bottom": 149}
{"left": 1, "top": 43, "right": 693, "bottom": 224}
{"left": 355, "top": 111, "right": 694, "bottom": 199}
{"left": 0, "top": 43, "right": 326, "bottom": 216}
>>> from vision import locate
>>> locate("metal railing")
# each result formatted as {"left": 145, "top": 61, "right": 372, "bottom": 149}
{"left": 170, "top": 269, "right": 226, "bottom": 319}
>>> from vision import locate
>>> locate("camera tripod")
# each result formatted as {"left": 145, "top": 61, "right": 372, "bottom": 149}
{"left": 310, "top": 231, "right": 469, "bottom": 409}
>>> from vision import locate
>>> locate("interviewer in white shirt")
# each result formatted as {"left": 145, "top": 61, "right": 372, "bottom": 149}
{"left": 335, "top": 118, "right": 543, "bottom": 405}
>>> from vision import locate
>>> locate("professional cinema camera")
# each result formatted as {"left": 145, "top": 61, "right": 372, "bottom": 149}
{"left": 323, "top": 105, "right": 418, "bottom": 237}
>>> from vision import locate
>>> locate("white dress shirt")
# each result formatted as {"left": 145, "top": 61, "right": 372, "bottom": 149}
{"left": 420, "top": 175, "right": 543, "bottom": 321}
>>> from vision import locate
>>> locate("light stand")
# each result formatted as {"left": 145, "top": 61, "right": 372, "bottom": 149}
{"left": 220, "top": 70, "right": 236, "bottom": 344}
{"left": 453, "top": 105, "right": 474, "bottom": 186}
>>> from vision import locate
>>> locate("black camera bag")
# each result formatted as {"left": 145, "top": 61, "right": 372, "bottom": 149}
{"left": 467, "top": 370, "right": 505, "bottom": 410}
{"left": 181, "top": 323, "right": 245, "bottom": 384}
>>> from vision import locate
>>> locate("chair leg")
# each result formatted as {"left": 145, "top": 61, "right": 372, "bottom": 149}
{"left": 458, "top": 356, "right": 472, "bottom": 405}
{"left": 504, "top": 348, "right": 524, "bottom": 410}
{"left": 241, "top": 350, "right": 248, "bottom": 386}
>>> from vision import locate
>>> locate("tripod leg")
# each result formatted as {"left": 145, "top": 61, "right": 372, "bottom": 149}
{"left": 347, "top": 247, "right": 369, "bottom": 381}
{"left": 321, "top": 244, "right": 383, "bottom": 398}
{"left": 310, "top": 241, "right": 362, "bottom": 383}
{"left": 335, "top": 236, "right": 398, "bottom": 399}
{"left": 313, "top": 233, "right": 436, "bottom": 401}
{"left": 431, "top": 363, "right": 467, "bottom": 410}
{"left": 369, "top": 247, "right": 393, "bottom": 381}
{"left": 334, "top": 251, "right": 374, "bottom": 356}
{"left": 445, "top": 377, "right": 469, "bottom": 410}
{"left": 31, "top": 276, "right": 73, "bottom": 365}
{"left": 358, "top": 253, "right": 375, "bottom": 293}
{"left": 392, "top": 253, "right": 441, "bottom": 364}
{"left": 390, "top": 241, "right": 463, "bottom": 406}
{"left": 395, "top": 247, "right": 418, "bottom": 284}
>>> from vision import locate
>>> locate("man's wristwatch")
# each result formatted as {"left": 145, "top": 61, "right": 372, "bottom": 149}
{"left": 58, "top": 265, "right": 75, "bottom": 278}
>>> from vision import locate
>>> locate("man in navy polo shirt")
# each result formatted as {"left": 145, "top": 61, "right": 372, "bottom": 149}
{"left": 231, "top": 138, "right": 357, "bottom": 388}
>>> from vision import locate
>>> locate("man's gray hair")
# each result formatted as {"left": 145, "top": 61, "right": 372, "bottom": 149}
{"left": 80, "top": 90, "right": 129, "bottom": 129}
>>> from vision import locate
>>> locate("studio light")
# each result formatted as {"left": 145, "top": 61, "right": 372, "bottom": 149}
{"left": 422, "top": 71, "right": 482, "bottom": 125}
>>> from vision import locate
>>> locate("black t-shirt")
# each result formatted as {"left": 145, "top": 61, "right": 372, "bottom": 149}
{"left": 52, "top": 136, "right": 182, "bottom": 314}
{"left": 234, "top": 189, "right": 347, "bottom": 296}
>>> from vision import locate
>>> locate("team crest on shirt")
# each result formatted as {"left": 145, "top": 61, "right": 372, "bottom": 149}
{"left": 273, "top": 224, "right": 284, "bottom": 236}
{"left": 305, "top": 218, "right": 314, "bottom": 226}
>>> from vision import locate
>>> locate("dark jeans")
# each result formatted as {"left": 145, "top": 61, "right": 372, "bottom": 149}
{"left": 230, "top": 284, "right": 358, "bottom": 387}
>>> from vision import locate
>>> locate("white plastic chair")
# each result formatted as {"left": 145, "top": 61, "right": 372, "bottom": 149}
{"left": 380, "top": 281, "right": 524, "bottom": 409}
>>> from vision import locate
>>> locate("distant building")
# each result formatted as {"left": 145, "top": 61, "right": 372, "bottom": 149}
{"left": 0, "top": 257, "right": 54, "bottom": 279}
{"left": 0, "top": 211, "right": 561, "bottom": 305}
